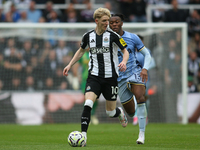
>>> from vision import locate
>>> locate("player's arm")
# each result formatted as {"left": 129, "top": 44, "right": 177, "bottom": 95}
{"left": 139, "top": 47, "right": 152, "bottom": 82}
{"left": 119, "top": 48, "right": 129, "bottom": 72}
{"left": 114, "top": 35, "right": 129, "bottom": 72}
{"left": 63, "top": 47, "right": 86, "bottom": 76}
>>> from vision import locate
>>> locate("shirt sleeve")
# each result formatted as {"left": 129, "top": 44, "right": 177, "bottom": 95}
{"left": 113, "top": 33, "right": 127, "bottom": 50}
{"left": 80, "top": 33, "right": 89, "bottom": 49}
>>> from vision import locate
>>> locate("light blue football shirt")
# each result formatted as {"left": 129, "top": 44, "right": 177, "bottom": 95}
{"left": 118, "top": 31, "right": 144, "bottom": 82}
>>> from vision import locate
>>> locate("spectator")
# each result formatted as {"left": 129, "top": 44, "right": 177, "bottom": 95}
{"left": 19, "top": 40, "right": 35, "bottom": 66}
{"left": 3, "top": 47, "right": 22, "bottom": 89}
{"left": 104, "top": 2, "right": 115, "bottom": 14}
{"left": 148, "top": 0, "right": 168, "bottom": 22}
{"left": 164, "top": 0, "right": 188, "bottom": 22}
{"left": 10, "top": 76, "right": 23, "bottom": 91}
{"left": 53, "top": 66, "right": 71, "bottom": 90}
{"left": 43, "top": 50, "right": 59, "bottom": 77}
{"left": 129, "top": 0, "right": 147, "bottom": 22}
{"left": 44, "top": 77, "right": 54, "bottom": 90}
{"left": 188, "top": 76, "right": 198, "bottom": 93}
{"left": 80, "top": 1, "right": 94, "bottom": 22}
{"left": 24, "top": 75, "right": 36, "bottom": 91}
{"left": 48, "top": 10, "right": 60, "bottom": 23}
{"left": 17, "top": 11, "right": 31, "bottom": 23}
{"left": 164, "top": 52, "right": 182, "bottom": 104}
{"left": 5, "top": 11, "right": 13, "bottom": 22}
{"left": 0, "top": 8, "right": 5, "bottom": 22}
{"left": 188, "top": 32, "right": 200, "bottom": 54}
{"left": 62, "top": 5, "right": 81, "bottom": 23}
{"left": 167, "top": 39, "right": 178, "bottom": 61}
{"left": 188, "top": 50, "right": 200, "bottom": 77}
{"left": 4, "top": 38, "right": 17, "bottom": 57}
{"left": 29, "top": 56, "right": 44, "bottom": 90}
{"left": 7, "top": 4, "right": 21, "bottom": 22}
{"left": 117, "top": 0, "right": 132, "bottom": 22}
{"left": 186, "top": 9, "right": 200, "bottom": 37}
{"left": 42, "top": 1, "right": 62, "bottom": 22}
{"left": 55, "top": 40, "right": 73, "bottom": 64}
{"left": 27, "top": 0, "right": 42, "bottom": 22}
{"left": 39, "top": 41, "right": 52, "bottom": 64}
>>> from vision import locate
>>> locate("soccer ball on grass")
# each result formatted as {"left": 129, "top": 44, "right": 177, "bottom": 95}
{"left": 68, "top": 131, "right": 86, "bottom": 147}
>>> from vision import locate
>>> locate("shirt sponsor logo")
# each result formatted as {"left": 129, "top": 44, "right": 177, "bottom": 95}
{"left": 90, "top": 47, "right": 110, "bottom": 54}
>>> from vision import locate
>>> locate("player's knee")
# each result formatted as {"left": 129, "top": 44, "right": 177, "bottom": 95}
{"left": 106, "top": 109, "right": 116, "bottom": 117}
{"left": 135, "top": 95, "right": 146, "bottom": 103}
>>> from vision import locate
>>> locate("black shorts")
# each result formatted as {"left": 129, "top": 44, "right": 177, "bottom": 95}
{"left": 85, "top": 74, "right": 118, "bottom": 101}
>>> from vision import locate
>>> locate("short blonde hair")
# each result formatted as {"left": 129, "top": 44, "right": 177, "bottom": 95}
{"left": 93, "top": 7, "right": 111, "bottom": 20}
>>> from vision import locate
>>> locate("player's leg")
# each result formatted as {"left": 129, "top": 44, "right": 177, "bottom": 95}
{"left": 131, "top": 84, "right": 147, "bottom": 144}
{"left": 81, "top": 75, "right": 101, "bottom": 146}
{"left": 81, "top": 91, "right": 97, "bottom": 146}
{"left": 105, "top": 100, "right": 128, "bottom": 127}
{"left": 103, "top": 77, "right": 128, "bottom": 127}
{"left": 118, "top": 78, "right": 136, "bottom": 117}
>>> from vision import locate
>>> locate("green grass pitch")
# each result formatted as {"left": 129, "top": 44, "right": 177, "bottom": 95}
{"left": 0, "top": 123, "right": 199, "bottom": 150}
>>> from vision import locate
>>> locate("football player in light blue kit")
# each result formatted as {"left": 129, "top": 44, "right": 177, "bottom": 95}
{"left": 109, "top": 14, "right": 152, "bottom": 144}
{"left": 133, "top": 35, "right": 156, "bottom": 125}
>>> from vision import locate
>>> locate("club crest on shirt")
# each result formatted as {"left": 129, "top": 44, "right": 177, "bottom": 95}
{"left": 104, "top": 37, "right": 109, "bottom": 43}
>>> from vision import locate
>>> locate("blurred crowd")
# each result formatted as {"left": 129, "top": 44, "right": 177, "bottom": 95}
{"left": 0, "top": 0, "right": 199, "bottom": 93}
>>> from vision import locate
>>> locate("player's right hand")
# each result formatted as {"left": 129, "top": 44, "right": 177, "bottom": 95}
{"left": 63, "top": 65, "right": 71, "bottom": 76}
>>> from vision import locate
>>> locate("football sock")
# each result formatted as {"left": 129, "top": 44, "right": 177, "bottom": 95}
{"left": 82, "top": 132, "right": 87, "bottom": 142}
{"left": 106, "top": 107, "right": 121, "bottom": 118}
{"left": 137, "top": 103, "right": 147, "bottom": 132}
{"left": 113, "top": 107, "right": 121, "bottom": 117}
{"left": 81, "top": 105, "right": 91, "bottom": 132}
{"left": 81, "top": 99, "right": 93, "bottom": 133}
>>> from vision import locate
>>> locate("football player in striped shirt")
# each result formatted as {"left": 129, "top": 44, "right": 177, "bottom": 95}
{"left": 109, "top": 14, "right": 152, "bottom": 144}
{"left": 63, "top": 8, "right": 129, "bottom": 146}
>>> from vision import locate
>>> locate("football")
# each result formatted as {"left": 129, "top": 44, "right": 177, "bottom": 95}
{"left": 68, "top": 131, "right": 86, "bottom": 147}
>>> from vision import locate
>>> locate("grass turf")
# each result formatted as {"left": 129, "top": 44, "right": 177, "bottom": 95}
{"left": 0, "top": 123, "right": 199, "bottom": 150}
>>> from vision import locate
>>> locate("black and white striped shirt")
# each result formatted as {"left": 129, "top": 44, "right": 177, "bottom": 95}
{"left": 81, "top": 28, "right": 127, "bottom": 78}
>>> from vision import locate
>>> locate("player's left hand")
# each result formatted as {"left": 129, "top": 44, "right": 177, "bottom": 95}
{"left": 140, "top": 68, "right": 148, "bottom": 83}
{"left": 118, "top": 61, "right": 127, "bottom": 72}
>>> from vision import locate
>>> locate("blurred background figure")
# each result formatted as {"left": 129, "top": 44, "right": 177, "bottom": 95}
{"left": 62, "top": 4, "right": 81, "bottom": 23}
{"left": 17, "top": 11, "right": 31, "bottom": 23}
{"left": 164, "top": 0, "right": 188, "bottom": 22}
{"left": 80, "top": 1, "right": 94, "bottom": 22}
{"left": 26, "top": 0, "right": 42, "bottom": 22}
{"left": 129, "top": 0, "right": 147, "bottom": 22}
